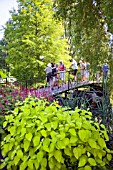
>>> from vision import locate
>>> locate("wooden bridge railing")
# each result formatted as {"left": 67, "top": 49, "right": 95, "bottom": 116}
{"left": 0, "top": 69, "right": 103, "bottom": 91}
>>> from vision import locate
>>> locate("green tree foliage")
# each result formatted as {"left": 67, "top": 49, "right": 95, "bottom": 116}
{"left": 4, "top": 0, "right": 70, "bottom": 81}
{"left": 0, "top": 39, "right": 7, "bottom": 70}
{"left": 54, "top": 0, "right": 113, "bottom": 89}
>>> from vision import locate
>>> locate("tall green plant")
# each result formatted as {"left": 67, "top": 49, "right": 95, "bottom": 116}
{"left": 4, "top": 0, "right": 70, "bottom": 81}
{"left": 0, "top": 97, "right": 112, "bottom": 170}
{"left": 54, "top": 0, "right": 113, "bottom": 90}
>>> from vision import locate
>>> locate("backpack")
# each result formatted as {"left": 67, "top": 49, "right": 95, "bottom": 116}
{"left": 52, "top": 67, "right": 57, "bottom": 76}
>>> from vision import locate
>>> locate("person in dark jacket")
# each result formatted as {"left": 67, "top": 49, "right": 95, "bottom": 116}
{"left": 51, "top": 63, "right": 57, "bottom": 88}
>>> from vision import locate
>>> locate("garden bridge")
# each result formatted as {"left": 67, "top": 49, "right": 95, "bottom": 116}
{"left": 0, "top": 70, "right": 112, "bottom": 130}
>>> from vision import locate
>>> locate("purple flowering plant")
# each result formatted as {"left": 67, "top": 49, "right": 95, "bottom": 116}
{"left": 0, "top": 85, "right": 54, "bottom": 115}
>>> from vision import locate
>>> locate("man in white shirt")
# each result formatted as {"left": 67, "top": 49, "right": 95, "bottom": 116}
{"left": 70, "top": 59, "right": 78, "bottom": 81}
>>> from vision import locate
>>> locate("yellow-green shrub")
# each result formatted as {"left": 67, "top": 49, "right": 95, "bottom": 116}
{"left": 0, "top": 97, "right": 112, "bottom": 170}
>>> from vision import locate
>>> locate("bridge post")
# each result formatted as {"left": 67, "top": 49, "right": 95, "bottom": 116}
{"left": 68, "top": 70, "right": 70, "bottom": 91}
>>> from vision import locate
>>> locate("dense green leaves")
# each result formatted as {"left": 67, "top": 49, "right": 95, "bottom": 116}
{"left": 54, "top": 0, "right": 113, "bottom": 89}
{"left": 0, "top": 97, "right": 112, "bottom": 170}
{"left": 3, "top": 0, "right": 70, "bottom": 81}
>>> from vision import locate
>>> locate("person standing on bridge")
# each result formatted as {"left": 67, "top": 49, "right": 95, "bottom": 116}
{"left": 79, "top": 59, "right": 85, "bottom": 82}
{"left": 102, "top": 61, "right": 109, "bottom": 80}
{"left": 45, "top": 63, "right": 52, "bottom": 88}
{"left": 51, "top": 62, "right": 57, "bottom": 88}
{"left": 69, "top": 58, "right": 78, "bottom": 82}
{"left": 59, "top": 60, "right": 66, "bottom": 83}
{"left": 84, "top": 61, "right": 90, "bottom": 82}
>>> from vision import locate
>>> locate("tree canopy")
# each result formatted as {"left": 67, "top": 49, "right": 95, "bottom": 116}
{"left": 54, "top": 0, "right": 113, "bottom": 89}
{"left": 3, "top": 0, "right": 70, "bottom": 80}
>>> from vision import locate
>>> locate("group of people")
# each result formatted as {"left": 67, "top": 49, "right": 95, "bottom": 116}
{"left": 45, "top": 58, "right": 109, "bottom": 89}
{"left": 44, "top": 58, "right": 90, "bottom": 88}
{"left": 44, "top": 60, "right": 66, "bottom": 88}
{"left": 69, "top": 58, "right": 90, "bottom": 82}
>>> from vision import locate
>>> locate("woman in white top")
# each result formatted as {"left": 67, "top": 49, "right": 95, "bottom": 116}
{"left": 70, "top": 59, "right": 78, "bottom": 81}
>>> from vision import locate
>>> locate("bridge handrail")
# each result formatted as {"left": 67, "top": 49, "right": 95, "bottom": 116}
{"left": 0, "top": 69, "right": 104, "bottom": 90}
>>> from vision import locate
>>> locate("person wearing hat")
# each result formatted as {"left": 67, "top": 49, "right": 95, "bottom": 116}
{"left": 44, "top": 63, "right": 52, "bottom": 87}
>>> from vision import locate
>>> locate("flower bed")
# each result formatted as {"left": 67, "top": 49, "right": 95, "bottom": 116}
{"left": 0, "top": 86, "right": 54, "bottom": 115}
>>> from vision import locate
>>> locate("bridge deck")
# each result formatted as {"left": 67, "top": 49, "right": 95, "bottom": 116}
{"left": 50, "top": 81, "right": 102, "bottom": 96}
